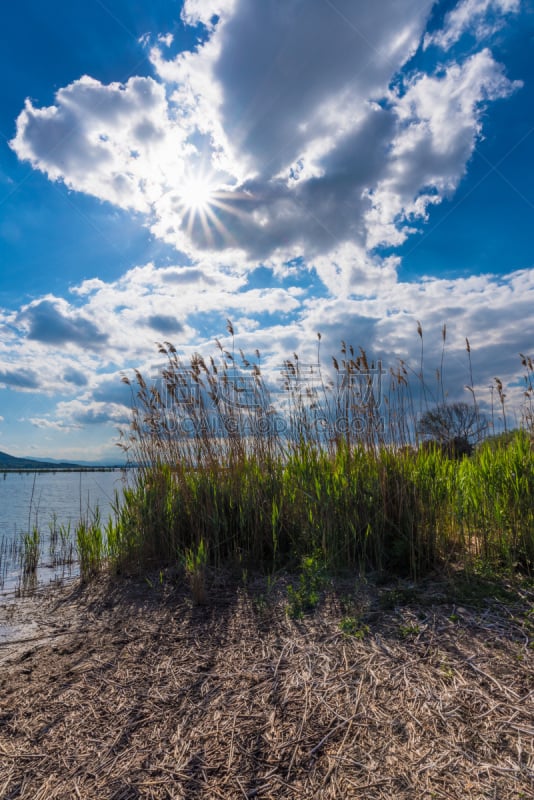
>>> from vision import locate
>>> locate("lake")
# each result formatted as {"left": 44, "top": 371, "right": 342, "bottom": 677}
{"left": 0, "top": 470, "right": 131, "bottom": 595}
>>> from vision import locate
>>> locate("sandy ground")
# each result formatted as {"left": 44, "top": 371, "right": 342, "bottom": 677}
{"left": 0, "top": 571, "right": 533, "bottom": 799}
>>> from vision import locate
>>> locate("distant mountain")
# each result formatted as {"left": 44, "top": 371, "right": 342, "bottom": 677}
{"left": 0, "top": 450, "right": 110, "bottom": 470}
{"left": 27, "top": 455, "right": 126, "bottom": 468}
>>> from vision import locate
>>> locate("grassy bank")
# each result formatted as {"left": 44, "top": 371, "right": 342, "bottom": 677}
{"left": 70, "top": 329, "right": 533, "bottom": 589}
{"left": 104, "top": 433, "right": 533, "bottom": 582}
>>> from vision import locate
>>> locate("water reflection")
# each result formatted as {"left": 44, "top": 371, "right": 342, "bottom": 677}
{"left": 0, "top": 470, "right": 130, "bottom": 594}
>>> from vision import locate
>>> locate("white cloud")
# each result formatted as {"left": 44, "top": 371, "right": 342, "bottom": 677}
{"left": 16, "top": 296, "right": 109, "bottom": 349}
{"left": 157, "top": 33, "right": 174, "bottom": 47}
{"left": 10, "top": 0, "right": 522, "bottom": 273}
{"left": 310, "top": 244, "right": 400, "bottom": 298}
{"left": 181, "top": 0, "right": 237, "bottom": 28}
{"left": 10, "top": 0, "right": 521, "bottom": 267}
{"left": 425, "top": 0, "right": 521, "bottom": 50}
{"left": 27, "top": 416, "right": 83, "bottom": 432}
{"left": 365, "top": 49, "right": 521, "bottom": 249}
{"left": 0, "top": 259, "right": 309, "bottom": 405}
{"left": 5, "top": 0, "right": 531, "bottom": 439}
{"left": 11, "top": 74, "right": 191, "bottom": 215}
{"left": 55, "top": 399, "right": 131, "bottom": 427}
{"left": 3, "top": 250, "right": 533, "bottom": 430}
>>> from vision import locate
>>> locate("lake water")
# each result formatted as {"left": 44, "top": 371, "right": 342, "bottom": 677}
{"left": 0, "top": 470, "right": 131, "bottom": 595}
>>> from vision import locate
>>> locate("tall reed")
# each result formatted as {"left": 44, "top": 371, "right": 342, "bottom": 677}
{"left": 92, "top": 325, "right": 534, "bottom": 581}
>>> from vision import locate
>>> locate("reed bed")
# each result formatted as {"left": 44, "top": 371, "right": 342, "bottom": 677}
{"left": 1, "top": 516, "right": 84, "bottom": 594}
{"left": 79, "top": 325, "right": 534, "bottom": 586}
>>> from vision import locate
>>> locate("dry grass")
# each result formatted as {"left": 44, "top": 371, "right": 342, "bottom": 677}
{"left": 1, "top": 573, "right": 533, "bottom": 799}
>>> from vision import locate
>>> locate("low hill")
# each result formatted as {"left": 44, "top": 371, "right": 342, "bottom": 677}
{"left": 0, "top": 450, "right": 85, "bottom": 471}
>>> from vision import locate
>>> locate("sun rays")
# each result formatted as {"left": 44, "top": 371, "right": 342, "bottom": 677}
{"left": 180, "top": 175, "right": 215, "bottom": 213}
{"left": 160, "top": 168, "right": 252, "bottom": 248}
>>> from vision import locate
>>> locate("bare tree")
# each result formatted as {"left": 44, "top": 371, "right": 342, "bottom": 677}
{"left": 417, "top": 401, "right": 488, "bottom": 456}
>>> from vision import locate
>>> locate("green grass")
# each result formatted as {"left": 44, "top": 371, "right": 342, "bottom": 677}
{"left": 101, "top": 424, "right": 533, "bottom": 586}
{"left": 21, "top": 526, "right": 40, "bottom": 576}
{"left": 76, "top": 507, "right": 105, "bottom": 581}
{"left": 72, "top": 326, "right": 534, "bottom": 592}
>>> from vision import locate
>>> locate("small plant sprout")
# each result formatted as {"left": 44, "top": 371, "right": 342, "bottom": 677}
{"left": 339, "top": 616, "right": 370, "bottom": 639}
{"left": 185, "top": 538, "right": 208, "bottom": 605}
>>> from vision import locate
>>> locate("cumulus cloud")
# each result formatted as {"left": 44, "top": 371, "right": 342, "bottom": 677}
{"left": 2, "top": 255, "right": 533, "bottom": 432}
{"left": 5, "top": 0, "right": 530, "bottom": 438}
{"left": 365, "top": 49, "right": 521, "bottom": 250}
{"left": 27, "top": 416, "right": 82, "bottom": 431}
{"left": 17, "top": 298, "right": 108, "bottom": 348}
{"left": 63, "top": 367, "right": 89, "bottom": 386}
{"left": 68, "top": 261, "right": 303, "bottom": 344}
{"left": 296, "top": 262, "right": 534, "bottom": 414}
{"left": 181, "top": 0, "right": 236, "bottom": 28}
{"left": 209, "top": 0, "right": 432, "bottom": 177}
{"left": 92, "top": 375, "right": 134, "bottom": 407}
{"left": 0, "top": 259, "right": 308, "bottom": 420}
{"left": 424, "top": 0, "right": 521, "bottom": 50}
{"left": 67, "top": 402, "right": 130, "bottom": 426}
{"left": 11, "top": 74, "right": 186, "bottom": 214}
{"left": 29, "top": 401, "right": 129, "bottom": 430}
{"left": 27, "top": 375, "right": 134, "bottom": 432}
{"left": 0, "top": 368, "right": 40, "bottom": 390}
{"left": 157, "top": 33, "right": 174, "bottom": 48}
{"left": 146, "top": 314, "right": 184, "bottom": 334}
{"left": 12, "top": 0, "right": 520, "bottom": 266}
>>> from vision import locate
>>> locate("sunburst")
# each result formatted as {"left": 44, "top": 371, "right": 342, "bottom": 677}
{"left": 180, "top": 175, "right": 215, "bottom": 213}
{"left": 156, "top": 168, "right": 252, "bottom": 248}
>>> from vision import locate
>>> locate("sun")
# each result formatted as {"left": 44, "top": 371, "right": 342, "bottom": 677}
{"left": 157, "top": 167, "right": 251, "bottom": 247}
{"left": 180, "top": 175, "right": 215, "bottom": 213}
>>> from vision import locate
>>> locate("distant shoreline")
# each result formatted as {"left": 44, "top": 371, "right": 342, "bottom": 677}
{"left": 1, "top": 466, "right": 128, "bottom": 474}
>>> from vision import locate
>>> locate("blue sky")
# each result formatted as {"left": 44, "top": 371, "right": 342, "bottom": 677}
{"left": 0, "top": 0, "right": 533, "bottom": 460}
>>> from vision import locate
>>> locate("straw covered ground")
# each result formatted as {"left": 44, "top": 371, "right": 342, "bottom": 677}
{"left": 0, "top": 572, "right": 533, "bottom": 799}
